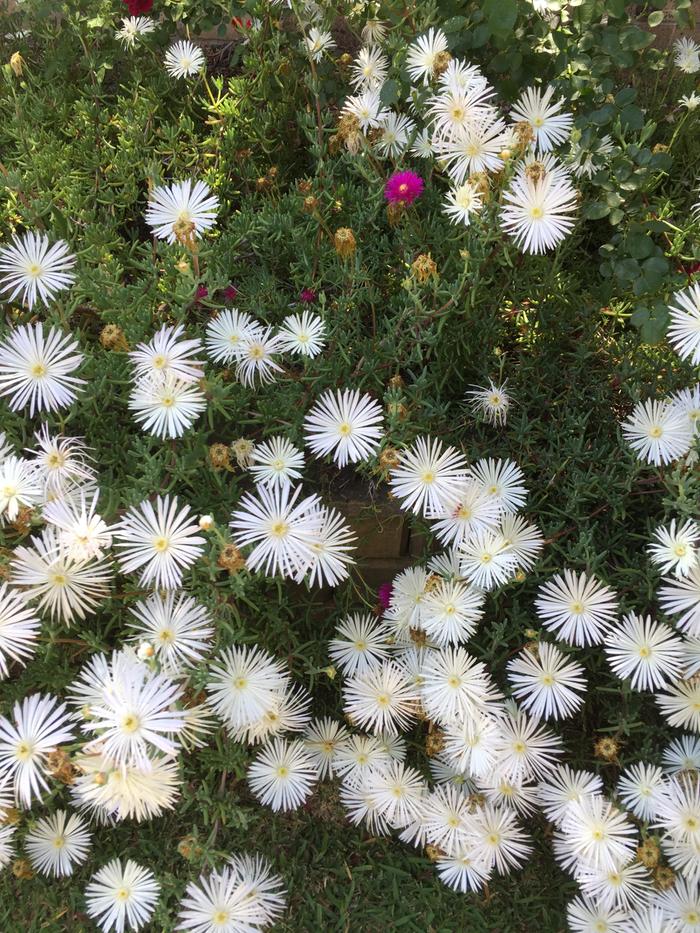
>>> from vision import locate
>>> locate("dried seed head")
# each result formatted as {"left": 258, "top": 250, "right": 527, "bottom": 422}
{"left": 334, "top": 227, "right": 356, "bottom": 258}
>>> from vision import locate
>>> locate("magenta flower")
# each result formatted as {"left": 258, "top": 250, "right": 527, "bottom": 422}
{"left": 300, "top": 288, "right": 317, "bottom": 304}
{"left": 384, "top": 171, "right": 424, "bottom": 205}
{"left": 377, "top": 582, "right": 393, "bottom": 610}
{"left": 195, "top": 285, "right": 208, "bottom": 301}
{"left": 223, "top": 284, "right": 238, "bottom": 301}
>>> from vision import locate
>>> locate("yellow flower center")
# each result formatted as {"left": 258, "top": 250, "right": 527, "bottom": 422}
{"left": 31, "top": 362, "right": 47, "bottom": 378}
{"left": 121, "top": 713, "right": 141, "bottom": 734}
{"left": 447, "top": 676, "right": 461, "bottom": 688}
{"left": 570, "top": 601, "right": 584, "bottom": 614}
{"left": 161, "top": 395, "right": 175, "bottom": 408}
{"left": 115, "top": 888, "right": 130, "bottom": 902}
{"left": 233, "top": 677, "right": 247, "bottom": 690}
{"left": 270, "top": 520, "right": 289, "bottom": 537}
{"left": 338, "top": 422, "right": 352, "bottom": 436}
{"left": 159, "top": 628, "right": 174, "bottom": 644}
{"left": 1, "top": 484, "right": 16, "bottom": 499}
{"left": 249, "top": 344, "right": 265, "bottom": 360}
{"left": 276, "top": 766, "right": 288, "bottom": 778}
{"left": 638, "top": 646, "right": 650, "bottom": 658}
{"left": 649, "top": 425, "right": 663, "bottom": 438}
{"left": 354, "top": 640, "right": 367, "bottom": 651}
{"left": 376, "top": 693, "right": 389, "bottom": 707}
{"left": 152, "top": 354, "right": 167, "bottom": 369}
{"left": 533, "top": 116, "right": 544, "bottom": 127}
{"left": 421, "top": 471, "right": 435, "bottom": 484}
{"left": 26, "top": 262, "right": 43, "bottom": 278}
{"left": 53, "top": 836, "right": 65, "bottom": 849}
{"left": 213, "top": 910, "right": 230, "bottom": 925}
{"left": 51, "top": 573, "right": 67, "bottom": 587}
{"left": 541, "top": 674, "right": 555, "bottom": 686}
{"left": 47, "top": 452, "right": 65, "bottom": 468}
{"left": 15, "top": 740, "right": 33, "bottom": 762}
{"left": 152, "top": 536, "right": 169, "bottom": 552}
{"left": 529, "top": 206, "right": 544, "bottom": 220}
{"left": 675, "top": 544, "right": 688, "bottom": 556}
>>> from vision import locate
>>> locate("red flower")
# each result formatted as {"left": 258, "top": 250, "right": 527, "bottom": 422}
{"left": 123, "top": 0, "right": 153, "bottom": 15}
{"left": 384, "top": 171, "right": 424, "bottom": 206}
{"left": 223, "top": 284, "right": 238, "bottom": 301}
{"left": 377, "top": 582, "right": 393, "bottom": 610}
{"left": 195, "top": 285, "right": 208, "bottom": 301}
{"left": 299, "top": 288, "right": 317, "bottom": 303}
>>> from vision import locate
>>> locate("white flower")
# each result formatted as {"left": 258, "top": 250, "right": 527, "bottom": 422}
{"left": 304, "top": 388, "right": 384, "bottom": 468}
{"left": 537, "top": 765, "right": 603, "bottom": 826}
{"left": 507, "top": 642, "right": 586, "bottom": 720}
{"left": 127, "top": 592, "right": 213, "bottom": 675}
{"left": 471, "top": 804, "right": 532, "bottom": 874}
{"left": 405, "top": 29, "right": 449, "bottom": 85}
{"left": 469, "top": 457, "right": 527, "bottom": 512}
{"left": 443, "top": 181, "right": 483, "bottom": 226}
{"left": 466, "top": 380, "right": 513, "bottom": 425}
{"left": 668, "top": 282, "right": 700, "bottom": 365}
{"left": 442, "top": 710, "right": 502, "bottom": 779}
{"left": 566, "top": 896, "right": 628, "bottom": 933}
{"left": 334, "top": 734, "right": 390, "bottom": 785}
{"left": 0, "top": 231, "right": 75, "bottom": 309}
{"left": 680, "top": 91, "right": 700, "bottom": 110}
{"left": 436, "top": 848, "right": 490, "bottom": 892}
{"left": 42, "top": 490, "right": 113, "bottom": 561}
{"left": 510, "top": 85, "right": 573, "bottom": 152}
{"left": 560, "top": 795, "right": 637, "bottom": 872}
{"left": 145, "top": 179, "right": 219, "bottom": 243}
{"left": 205, "top": 645, "right": 289, "bottom": 733}
{"left": 304, "top": 506, "right": 357, "bottom": 587}
{"left": 250, "top": 436, "right": 304, "bottom": 491}
{"left": 649, "top": 519, "right": 700, "bottom": 577}
{"left": 277, "top": 311, "right": 326, "bottom": 357}
{"left": 303, "top": 717, "right": 350, "bottom": 779}
{"left": 500, "top": 167, "right": 578, "bottom": 254}
{"left": 421, "top": 577, "right": 485, "bottom": 646}
{"left": 535, "top": 569, "right": 618, "bottom": 647}
{"left": 383, "top": 566, "right": 429, "bottom": 632}
{"left": 657, "top": 678, "right": 700, "bottom": 731}
{"left": 622, "top": 398, "right": 693, "bottom": 466}
{"left": 342, "top": 87, "right": 388, "bottom": 133}
{"left": 494, "top": 705, "right": 564, "bottom": 782}
{"left": 235, "top": 326, "right": 284, "bottom": 387}
{"left": 361, "top": 19, "right": 388, "bottom": 45}
{"left": 567, "top": 134, "right": 614, "bottom": 179}
{"left": 343, "top": 660, "right": 418, "bottom": 735}
{"left": 410, "top": 128, "right": 434, "bottom": 158}
{"left": 115, "top": 16, "right": 154, "bottom": 47}
{"left": 427, "top": 85, "right": 496, "bottom": 142}
{"left": 204, "top": 308, "right": 259, "bottom": 363}
{"left": 421, "top": 646, "right": 501, "bottom": 725}
{"left": 129, "top": 323, "right": 204, "bottom": 384}
{"left": 617, "top": 763, "right": 664, "bottom": 822}
{"left": 659, "top": 565, "right": 700, "bottom": 637}
{"left": 605, "top": 613, "right": 684, "bottom": 691}
{"left": 366, "top": 761, "right": 427, "bottom": 829}
{"left": 247, "top": 738, "right": 318, "bottom": 812}
{"left": 329, "top": 613, "right": 389, "bottom": 677}
{"left": 226, "top": 851, "right": 287, "bottom": 927}
{"left": 85, "top": 859, "right": 160, "bottom": 932}
{"left": 304, "top": 27, "right": 335, "bottom": 62}
{"left": 177, "top": 861, "right": 283, "bottom": 932}
{"left": 458, "top": 529, "right": 518, "bottom": 590}
{"left": 129, "top": 372, "right": 206, "bottom": 439}
{"left": 0, "top": 322, "right": 84, "bottom": 416}
{"left": 375, "top": 112, "right": 416, "bottom": 158}
{"left": 164, "top": 39, "right": 205, "bottom": 79}
{"left": 10, "top": 528, "right": 112, "bottom": 624}
{"left": 230, "top": 483, "right": 323, "bottom": 579}
{"left": 423, "top": 783, "right": 472, "bottom": 854}
{"left": 230, "top": 683, "right": 311, "bottom": 746}
{"left": 27, "top": 423, "right": 95, "bottom": 493}
{"left": 0, "top": 692, "right": 75, "bottom": 807}
{"left": 0, "top": 455, "right": 41, "bottom": 522}
{"left": 674, "top": 37, "right": 700, "bottom": 74}
{"left": 25, "top": 809, "right": 91, "bottom": 877}
{"left": 669, "top": 384, "right": 700, "bottom": 434}
{"left": 389, "top": 436, "right": 468, "bottom": 517}
{"left": 435, "top": 117, "right": 506, "bottom": 180}
{"left": 350, "top": 45, "right": 389, "bottom": 88}
{"left": 0, "top": 583, "right": 39, "bottom": 679}
{"left": 498, "top": 514, "right": 544, "bottom": 571}
{"left": 113, "top": 495, "right": 204, "bottom": 590}
{"left": 0, "top": 824, "right": 15, "bottom": 869}
{"left": 71, "top": 751, "right": 180, "bottom": 823}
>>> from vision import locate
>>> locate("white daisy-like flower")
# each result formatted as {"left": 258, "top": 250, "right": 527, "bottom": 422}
{"left": 0, "top": 231, "right": 75, "bottom": 309}
{"left": 427, "top": 84, "right": 497, "bottom": 142}
{"left": 163, "top": 39, "right": 205, "bottom": 79}
{"left": 605, "top": 613, "right": 684, "bottom": 692}
{"left": 0, "top": 454, "right": 41, "bottom": 523}
{"left": 375, "top": 112, "right": 416, "bottom": 158}
{"left": 383, "top": 566, "right": 430, "bottom": 632}
{"left": 71, "top": 750, "right": 180, "bottom": 823}
{"left": 304, "top": 506, "right": 357, "bottom": 587}
{"left": 662, "top": 734, "right": 700, "bottom": 774}
{"left": 25, "top": 809, "right": 91, "bottom": 877}
{"left": 469, "top": 457, "right": 527, "bottom": 513}
{"left": 405, "top": 29, "right": 449, "bottom": 85}
{"left": 667, "top": 282, "right": 700, "bottom": 365}
{"left": 343, "top": 660, "right": 418, "bottom": 735}
{"left": 466, "top": 380, "right": 513, "bottom": 425}
{"left": 342, "top": 87, "right": 388, "bottom": 132}
{"left": 340, "top": 776, "right": 391, "bottom": 835}
{"left": 435, "top": 117, "right": 506, "bottom": 181}
{"left": 145, "top": 179, "right": 219, "bottom": 244}
{"left": 85, "top": 858, "right": 160, "bottom": 933}
{"left": 421, "top": 646, "right": 501, "bottom": 725}
{"left": 304, "top": 388, "right": 384, "bottom": 468}
{"left": 657, "top": 677, "right": 700, "bottom": 732}
{"left": 498, "top": 514, "right": 544, "bottom": 571}
{"left": 129, "top": 323, "right": 204, "bottom": 384}
{"left": 334, "top": 733, "right": 390, "bottom": 786}
{"left": 247, "top": 737, "right": 318, "bottom": 812}
{"left": 0, "top": 322, "right": 84, "bottom": 416}
{"left": 674, "top": 37, "right": 700, "bottom": 73}
{"left": 649, "top": 519, "right": 700, "bottom": 577}
{"left": 127, "top": 592, "right": 213, "bottom": 675}
{"left": 622, "top": 398, "right": 693, "bottom": 467}
{"left": 659, "top": 565, "right": 700, "bottom": 637}
{"left": 0, "top": 692, "right": 75, "bottom": 807}
{"left": 669, "top": 384, "right": 700, "bottom": 435}
{"left": 204, "top": 308, "right": 259, "bottom": 363}
{"left": 617, "top": 763, "right": 664, "bottom": 822}
{"left": 129, "top": 372, "right": 207, "bottom": 439}
{"left": 27, "top": 423, "right": 95, "bottom": 493}
{"left": 304, "top": 27, "right": 335, "bottom": 63}
{"left": 329, "top": 612, "right": 389, "bottom": 676}
{"left": 10, "top": 528, "right": 112, "bottom": 624}
{"left": 442, "top": 710, "right": 502, "bottom": 779}
{"left": 249, "top": 436, "right": 304, "bottom": 491}
{"left": 361, "top": 19, "right": 388, "bottom": 44}
{"left": 443, "top": 181, "right": 483, "bottom": 226}
{"left": 657, "top": 877, "right": 700, "bottom": 930}
{"left": 367, "top": 761, "right": 427, "bottom": 829}
{"left": 510, "top": 85, "right": 573, "bottom": 152}
{"left": 500, "top": 168, "right": 578, "bottom": 254}
{"left": 235, "top": 326, "right": 284, "bottom": 387}
{"left": 0, "top": 824, "right": 15, "bottom": 869}
{"left": 421, "top": 577, "right": 485, "bottom": 646}
{"left": 277, "top": 311, "right": 326, "bottom": 358}
{"left": 177, "top": 861, "right": 281, "bottom": 933}
{"left": 410, "top": 128, "right": 434, "bottom": 158}
{"left": 567, "top": 134, "right": 615, "bottom": 179}
{"left": 232, "top": 684, "right": 311, "bottom": 746}
{"left": 437, "top": 58, "right": 485, "bottom": 94}
{"left": 680, "top": 91, "right": 700, "bottom": 110}
{"left": 458, "top": 529, "right": 518, "bottom": 590}
{"left": 507, "top": 642, "right": 586, "bottom": 720}
{"left": 205, "top": 645, "right": 288, "bottom": 733}
{"left": 0, "top": 583, "right": 40, "bottom": 679}
{"left": 42, "top": 490, "right": 112, "bottom": 561}
{"left": 436, "top": 848, "right": 490, "bottom": 893}
{"left": 303, "top": 717, "right": 350, "bottom": 779}
{"left": 560, "top": 795, "right": 637, "bottom": 872}
{"left": 494, "top": 705, "right": 564, "bottom": 782}
{"left": 230, "top": 483, "right": 323, "bottom": 580}
{"left": 115, "top": 16, "right": 154, "bottom": 47}
{"left": 226, "top": 851, "right": 287, "bottom": 927}
{"left": 113, "top": 494, "right": 204, "bottom": 590}
{"left": 389, "top": 436, "right": 468, "bottom": 517}
{"left": 537, "top": 765, "right": 603, "bottom": 826}
{"left": 535, "top": 570, "right": 618, "bottom": 647}
{"left": 566, "top": 896, "right": 627, "bottom": 933}
{"left": 350, "top": 45, "right": 389, "bottom": 89}
{"left": 471, "top": 804, "right": 532, "bottom": 875}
